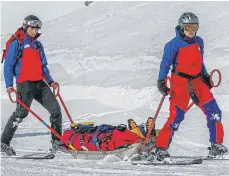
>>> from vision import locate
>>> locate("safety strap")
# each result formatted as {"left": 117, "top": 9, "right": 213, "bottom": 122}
{"left": 13, "top": 41, "right": 24, "bottom": 75}
{"left": 95, "top": 133, "right": 112, "bottom": 151}
{"left": 13, "top": 41, "right": 42, "bottom": 75}
{"left": 172, "top": 70, "right": 201, "bottom": 80}
{"left": 172, "top": 70, "right": 201, "bottom": 105}
{"left": 79, "top": 133, "right": 90, "bottom": 151}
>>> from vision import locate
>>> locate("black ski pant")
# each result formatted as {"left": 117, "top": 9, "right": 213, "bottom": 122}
{"left": 1, "top": 80, "right": 62, "bottom": 145}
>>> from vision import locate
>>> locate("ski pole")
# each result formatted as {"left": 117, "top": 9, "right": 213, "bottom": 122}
{"left": 186, "top": 69, "right": 222, "bottom": 112}
{"left": 139, "top": 76, "right": 171, "bottom": 154}
{"left": 52, "top": 83, "right": 74, "bottom": 124}
{"left": 8, "top": 88, "right": 76, "bottom": 151}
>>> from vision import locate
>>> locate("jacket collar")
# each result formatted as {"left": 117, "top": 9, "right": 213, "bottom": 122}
{"left": 14, "top": 27, "right": 41, "bottom": 42}
{"left": 14, "top": 28, "right": 27, "bottom": 40}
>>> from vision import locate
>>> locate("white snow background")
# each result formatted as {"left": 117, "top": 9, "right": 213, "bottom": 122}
{"left": 1, "top": 1, "right": 229, "bottom": 176}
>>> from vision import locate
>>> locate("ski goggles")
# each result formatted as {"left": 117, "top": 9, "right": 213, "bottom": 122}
{"left": 24, "top": 20, "right": 42, "bottom": 29}
{"left": 184, "top": 24, "right": 199, "bottom": 32}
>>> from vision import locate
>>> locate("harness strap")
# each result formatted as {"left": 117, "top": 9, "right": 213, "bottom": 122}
{"left": 172, "top": 70, "right": 201, "bottom": 105}
{"left": 172, "top": 70, "right": 201, "bottom": 80}
{"left": 13, "top": 41, "right": 24, "bottom": 75}
{"left": 94, "top": 132, "right": 112, "bottom": 151}
{"left": 80, "top": 133, "right": 89, "bottom": 151}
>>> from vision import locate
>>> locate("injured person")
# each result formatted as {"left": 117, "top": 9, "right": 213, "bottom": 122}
{"left": 62, "top": 117, "right": 159, "bottom": 152}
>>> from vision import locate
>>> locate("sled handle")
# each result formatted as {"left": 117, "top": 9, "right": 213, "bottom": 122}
{"left": 139, "top": 76, "right": 170, "bottom": 154}
{"left": 210, "top": 69, "right": 222, "bottom": 88}
{"left": 186, "top": 69, "right": 222, "bottom": 112}
{"left": 52, "top": 82, "right": 60, "bottom": 97}
{"left": 8, "top": 88, "right": 76, "bottom": 151}
{"left": 52, "top": 82, "right": 74, "bottom": 124}
{"left": 165, "top": 76, "right": 171, "bottom": 95}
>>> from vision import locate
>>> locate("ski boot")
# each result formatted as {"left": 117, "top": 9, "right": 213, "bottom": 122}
{"left": 207, "top": 143, "right": 228, "bottom": 158}
{"left": 131, "top": 152, "right": 149, "bottom": 162}
{"left": 1, "top": 142, "right": 16, "bottom": 156}
{"left": 148, "top": 147, "right": 170, "bottom": 162}
{"left": 51, "top": 140, "right": 68, "bottom": 152}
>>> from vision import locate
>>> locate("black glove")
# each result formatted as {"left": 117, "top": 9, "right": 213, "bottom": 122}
{"left": 157, "top": 80, "right": 170, "bottom": 96}
{"left": 203, "top": 76, "right": 213, "bottom": 89}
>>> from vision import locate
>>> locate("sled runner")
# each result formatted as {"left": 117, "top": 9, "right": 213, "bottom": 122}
{"left": 68, "top": 143, "right": 141, "bottom": 160}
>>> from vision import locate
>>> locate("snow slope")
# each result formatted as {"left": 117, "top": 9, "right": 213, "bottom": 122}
{"left": 1, "top": 1, "right": 229, "bottom": 176}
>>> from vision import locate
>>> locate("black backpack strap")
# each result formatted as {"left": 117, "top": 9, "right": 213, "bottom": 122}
{"left": 1, "top": 50, "right": 5, "bottom": 63}
{"left": 13, "top": 41, "right": 24, "bottom": 75}
{"left": 171, "top": 51, "right": 179, "bottom": 73}
{"left": 36, "top": 41, "right": 42, "bottom": 49}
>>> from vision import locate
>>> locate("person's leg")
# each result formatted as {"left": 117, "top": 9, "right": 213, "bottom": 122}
{"left": 193, "top": 77, "right": 227, "bottom": 156}
{"left": 34, "top": 81, "right": 62, "bottom": 141}
{"left": 152, "top": 75, "right": 191, "bottom": 161}
{"left": 156, "top": 75, "right": 190, "bottom": 149}
{"left": 192, "top": 78, "right": 224, "bottom": 145}
{"left": 1, "top": 82, "right": 34, "bottom": 145}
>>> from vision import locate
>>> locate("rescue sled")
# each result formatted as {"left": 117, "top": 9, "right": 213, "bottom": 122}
{"left": 68, "top": 143, "right": 141, "bottom": 160}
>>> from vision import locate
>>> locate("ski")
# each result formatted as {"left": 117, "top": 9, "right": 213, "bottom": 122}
{"left": 204, "top": 154, "right": 229, "bottom": 160}
{"left": 1, "top": 152, "right": 55, "bottom": 160}
{"left": 131, "top": 157, "right": 203, "bottom": 165}
{"left": 204, "top": 158, "right": 229, "bottom": 161}
{"left": 172, "top": 155, "right": 229, "bottom": 161}
{"left": 204, "top": 157, "right": 229, "bottom": 161}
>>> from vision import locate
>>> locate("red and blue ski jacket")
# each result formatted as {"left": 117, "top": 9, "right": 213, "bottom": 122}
{"left": 4, "top": 29, "right": 53, "bottom": 88}
{"left": 158, "top": 26, "right": 209, "bottom": 80}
